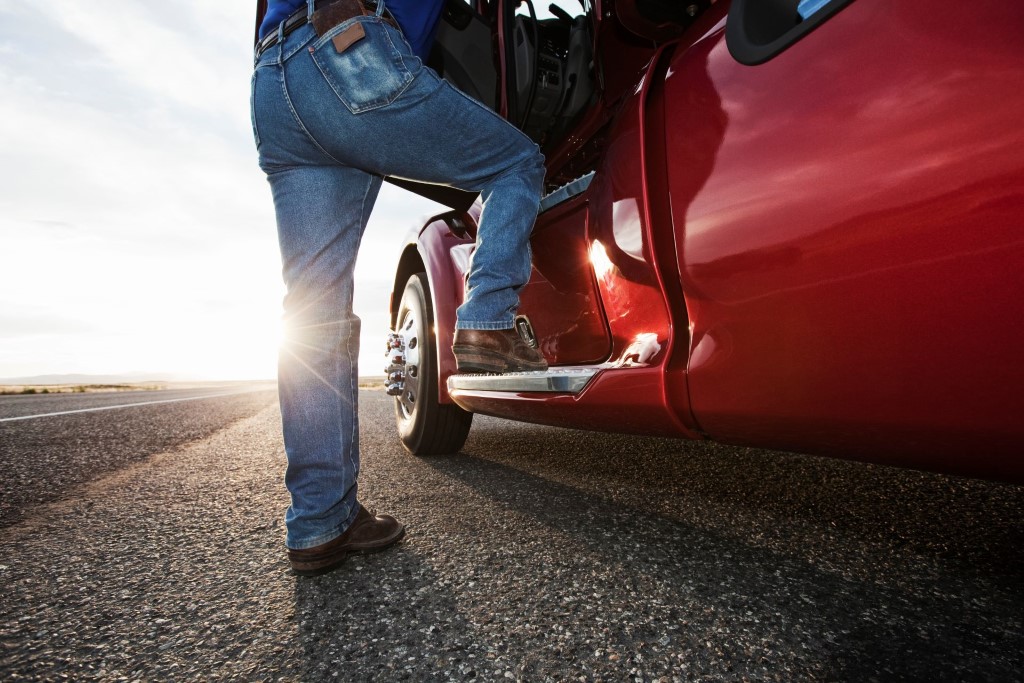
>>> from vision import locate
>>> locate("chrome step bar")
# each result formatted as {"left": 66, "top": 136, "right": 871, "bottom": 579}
{"left": 447, "top": 367, "right": 599, "bottom": 394}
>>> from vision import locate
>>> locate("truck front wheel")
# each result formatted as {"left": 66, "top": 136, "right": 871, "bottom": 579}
{"left": 390, "top": 273, "right": 472, "bottom": 455}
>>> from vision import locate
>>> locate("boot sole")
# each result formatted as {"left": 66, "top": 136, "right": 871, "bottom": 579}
{"left": 290, "top": 526, "right": 406, "bottom": 577}
{"left": 453, "top": 345, "right": 548, "bottom": 374}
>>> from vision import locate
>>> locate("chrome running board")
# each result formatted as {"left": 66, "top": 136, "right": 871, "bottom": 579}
{"left": 447, "top": 367, "right": 599, "bottom": 394}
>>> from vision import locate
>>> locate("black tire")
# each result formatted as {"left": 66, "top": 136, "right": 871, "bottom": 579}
{"left": 393, "top": 273, "right": 473, "bottom": 455}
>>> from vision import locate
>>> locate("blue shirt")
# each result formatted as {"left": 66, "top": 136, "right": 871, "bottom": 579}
{"left": 259, "top": 0, "right": 444, "bottom": 61}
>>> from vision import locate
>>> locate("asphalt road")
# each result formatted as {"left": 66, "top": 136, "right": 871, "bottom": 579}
{"left": 0, "top": 384, "right": 278, "bottom": 528}
{"left": 0, "top": 385, "right": 276, "bottom": 421}
{"left": 1, "top": 389, "right": 1021, "bottom": 682}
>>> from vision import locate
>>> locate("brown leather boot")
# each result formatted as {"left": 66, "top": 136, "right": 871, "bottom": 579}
{"left": 452, "top": 328, "right": 548, "bottom": 374}
{"left": 287, "top": 505, "right": 405, "bottom": 576}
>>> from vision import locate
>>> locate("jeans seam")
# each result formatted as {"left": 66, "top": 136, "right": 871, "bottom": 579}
{"left": 383, "top": 22, "right": 414, "bottom": 81}
{"left": 283, "top": 27, "right": 317, "bottom": 61}
{"left": 250, "top": 71, "right": 261, "bottom": 149}
{"left": 346, "top": 174, "right": 376, "bottom": 483}
{"left": 438, "top": 71, "right": 544, "bottom": 151}
{"left": 336, "top": 316, "right": 348, "bottom": 511}
{"left": 279, "top": 57, "right": 344, "bottom": 166}
{"left": 380, "top": 25, "right": 417, "bottom": 109}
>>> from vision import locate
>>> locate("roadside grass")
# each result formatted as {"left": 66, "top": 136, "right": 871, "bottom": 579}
{"left": 0, "top": 384, "right": 166, "bottom": 395}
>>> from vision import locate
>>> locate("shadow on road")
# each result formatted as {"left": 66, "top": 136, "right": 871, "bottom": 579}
{"left": 463, "top": 421, "right": 1024, "bottom": 580}
{"left": 409, "top": 421, "right": 1024, "bottom": 682}
{"left": 291, "top": 547, "right": 475, "bottom": 681}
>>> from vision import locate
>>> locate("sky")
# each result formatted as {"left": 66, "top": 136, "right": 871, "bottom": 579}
{"left": 0, "top": 0, "right": 446, "bottom": 381}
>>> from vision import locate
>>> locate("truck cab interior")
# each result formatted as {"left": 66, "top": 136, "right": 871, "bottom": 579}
{"left": 432, "top": 0, "right": 596, "bottom": 146}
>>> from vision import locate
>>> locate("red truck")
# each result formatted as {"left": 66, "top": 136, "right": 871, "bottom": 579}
{"left": 259, "top": 0, "right": 1024, "bottom": 481}
{"left": 381, "top": 0, "right": 1024, "bottom": 482}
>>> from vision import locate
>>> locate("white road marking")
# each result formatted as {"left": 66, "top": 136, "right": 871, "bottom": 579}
{"left": 0, "top": 390, "right": 266, "bottom": 423}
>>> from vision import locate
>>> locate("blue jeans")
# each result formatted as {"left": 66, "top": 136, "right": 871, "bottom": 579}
{"left": 251, "top": 1, "right": 545, "bottom": 549}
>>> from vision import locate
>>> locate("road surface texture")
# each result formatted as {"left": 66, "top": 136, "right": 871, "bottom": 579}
{"left": 0, "top": 384, "right": 278, "bottom": 528}
{"left": 1, "top": 389, "right": 1021, "bottom": 682}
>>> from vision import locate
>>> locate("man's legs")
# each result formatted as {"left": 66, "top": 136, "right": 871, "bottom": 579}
{"left": 266, "top": 164, "right": 380, "bottom": 550}
{"left": 252, "top": 13, "right": 549, "bottom": 560}
{"left": 254, "top": 22, "right": 409, "bottom": 563}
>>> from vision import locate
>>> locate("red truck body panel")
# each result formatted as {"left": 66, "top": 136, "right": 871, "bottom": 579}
{"left": 384, "top": 0, "right": 1024, "bottom": 480}
{"left": 665, "top": 0, "right": 1024, "bottom": 478}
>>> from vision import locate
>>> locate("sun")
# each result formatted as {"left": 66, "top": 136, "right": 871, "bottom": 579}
{"left": 157, "top": 307, "right": 284, "bottom": 381}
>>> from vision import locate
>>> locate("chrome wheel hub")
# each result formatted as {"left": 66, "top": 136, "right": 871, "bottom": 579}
{"left": 385, "top": 308, "right": 422, "bottom": 419}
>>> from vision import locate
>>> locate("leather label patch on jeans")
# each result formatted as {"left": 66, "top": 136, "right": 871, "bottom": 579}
{"left": 311, "top": 0, "right": 368, "bottom": 35}
{"left": 331, "top": 23, "right": 366, "bottom": 54}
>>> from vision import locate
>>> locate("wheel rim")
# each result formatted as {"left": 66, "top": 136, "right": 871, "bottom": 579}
{"left": 396, "top": 295, "right": 422, "bottom": 423}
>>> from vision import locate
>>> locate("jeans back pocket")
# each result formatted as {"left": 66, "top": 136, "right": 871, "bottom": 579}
{"left": 310, "top": 19, "right": 415, "bottom": 115}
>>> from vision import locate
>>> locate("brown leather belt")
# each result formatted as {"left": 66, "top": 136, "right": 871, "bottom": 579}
{"left": 255, "top": 0, "right": 398, "bottom": 58}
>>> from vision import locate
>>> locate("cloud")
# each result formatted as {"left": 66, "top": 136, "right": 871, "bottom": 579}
{"left": 8, "top": 0, "right": 252, "bottom": 117}
{"left": 0, "top": 312, "right": 98, "bottom": 338}
{"left": 0, "top": 0, "right": 445, "bottom": 379}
